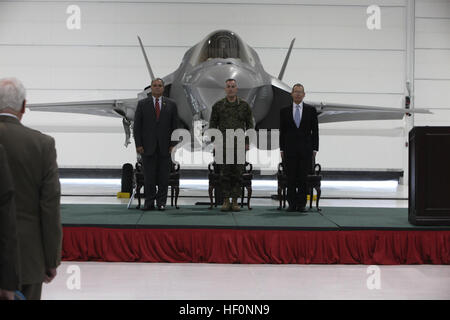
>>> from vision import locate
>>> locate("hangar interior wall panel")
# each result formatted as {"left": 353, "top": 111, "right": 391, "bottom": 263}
{"left": 318, "top": 136, "right": 404, "bottom": 169}
{"left": 0, "top": 46, "right": 405, "bottom": 91}
{"left": 415, "top": 18, "right": 450, "bottom": 49}
{"left": 0, "top": 2, "right": 405, "bottom": 48}
{"left": 414, "top": 0, "right": 450, "bottom": 126}
{"left": 416, "top": 0, "right": 450, "bottom": 19}
{"left": 51, "top": 132, "right": 138, "bottom": 167}
{"left": 415, "top": 50, "right": 450, "bottom": 80}
{"left": 414, "top": 80, "right": 450, "bottom": 109}
{"left": 0, "top": 1, "right": 415, "bottom": 169}
{"left": 414, "top": 110, "right": 450, "bottom": 127}
{"left": 0, "top": 46, "right": 184, "bottom": 90}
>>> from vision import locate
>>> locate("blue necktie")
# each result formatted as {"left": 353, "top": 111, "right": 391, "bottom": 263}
{"left": 294, "top": 105, "right": 300, "bottom": 128}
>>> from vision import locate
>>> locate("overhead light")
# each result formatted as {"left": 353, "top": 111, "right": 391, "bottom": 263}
{"left": 60, "top": 178, "right": 121, "bottom": 185}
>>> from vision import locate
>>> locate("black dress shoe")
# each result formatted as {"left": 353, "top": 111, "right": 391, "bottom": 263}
{"left": 286, "top": 206, "right": 296, "bottom": 212}
{"left": 157, "top": 205, "right": 166, "bottom": 211}
{"left": 297, "top": 207, "right": 307, "bottom": 212}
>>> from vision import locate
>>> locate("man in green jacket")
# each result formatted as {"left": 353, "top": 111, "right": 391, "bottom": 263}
{"left": 0, "top": 77, "right": 62, "bottom": 300}
{"left": 209, "top": 79, "right": 254, "bottom": 211}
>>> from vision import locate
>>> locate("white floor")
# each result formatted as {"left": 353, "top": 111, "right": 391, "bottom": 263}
{"left": 42, "top": 262, "right": 450, "bottom": 300}
{"left": 41, "top": 179, "right": 450, "bottom": 300}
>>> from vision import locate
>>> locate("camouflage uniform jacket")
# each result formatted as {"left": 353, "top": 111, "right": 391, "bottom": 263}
{"left": 209, "top": 97, "right": 254, "bottom": 138}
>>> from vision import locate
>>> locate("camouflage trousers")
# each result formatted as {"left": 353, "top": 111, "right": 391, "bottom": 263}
{"left": 219, "top": 164, "right": 244, "bottom": 198}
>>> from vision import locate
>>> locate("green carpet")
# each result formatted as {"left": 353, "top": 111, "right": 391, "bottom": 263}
{"left": 61, "top": 204, "right": 142, "bottom": 226}
{"left": 61, "top": 204, "right": 450, "bottom": 230}
{"left": 138, "top": 206, "right": 234, "bottom": 228}
{"left": 320, "top": 207, "right": 413, "bottom": 229}
{"left": 231, "top": 207, "right": 337, "bottom": 229}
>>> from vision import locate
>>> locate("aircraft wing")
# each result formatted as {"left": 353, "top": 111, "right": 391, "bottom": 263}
{"left": 308, "top": 101, "right": 432, "bottom": 123}
{"left": 269, "top": 77, "right": 431, "bottom": 124}
{"left": 27, "top": 98, "right": 139, "bottom": 147}
{"left": 27, "top": 98, "right": 138, "bottom": 119}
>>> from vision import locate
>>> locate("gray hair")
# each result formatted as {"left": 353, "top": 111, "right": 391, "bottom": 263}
{"left": 0, "top": 77, "right": 27, "bottom": 112}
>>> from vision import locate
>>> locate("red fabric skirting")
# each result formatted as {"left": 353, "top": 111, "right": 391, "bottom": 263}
{"left": 61, "top": 227, "right": 450, "bottom": 265}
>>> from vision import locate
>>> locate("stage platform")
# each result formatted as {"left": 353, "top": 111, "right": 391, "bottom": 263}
{"left": 61, "top": 204, "right": 450, "bottom": 265}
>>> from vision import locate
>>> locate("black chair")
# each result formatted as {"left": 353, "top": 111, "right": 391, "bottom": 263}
{"left": 129, "top": 158, "right": 180, "bottom": 209}
{"left": 132, "top": 160, "right": 145, "bottom": 209}
{"left": 276, "top": 161, "right": 322, "bottom": 211}
{"left": 306, "top": 163, "right": 322, "bottom": 211}
{"left": 276, "top": 162, "right": 288, "bottom": 210}
{"left": 207, "top": 161, "right": 253, "bottom": 210}
{"left": 208, "top": 161, "right": 222, "bottom": 209}
{"left": 240, "top": 162, "right": 253, "bottom": 210}
{"left": 168, "top": 161, "right": 180, "bottom": 209}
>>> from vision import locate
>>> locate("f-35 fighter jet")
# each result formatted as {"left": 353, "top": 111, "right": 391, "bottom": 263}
{"left": 28, "top": 30, "right": 429, "bottom": 148}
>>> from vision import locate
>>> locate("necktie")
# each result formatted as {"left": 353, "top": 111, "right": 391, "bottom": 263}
{"left": 294, "top": 105, "right": 300, "bottom": 128}
{"left": 155, "top": 98, "right": 160, "bottom": 120}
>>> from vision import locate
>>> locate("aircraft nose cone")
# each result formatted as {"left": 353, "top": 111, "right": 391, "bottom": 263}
{"left": 195, "top": 61, "right": 259, "bottom": 89}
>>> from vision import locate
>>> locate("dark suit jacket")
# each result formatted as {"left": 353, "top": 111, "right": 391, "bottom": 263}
{"left": 133, "top": 96, "right": 179, "bottom": 156}
{"left": 0, "top": 116, "right": 62, "bottom": 285}
{"left": 0, "top": 144, "right": 20, "bottom": 291}
{"left": 279, "top": 102, "right": 319, "bottom": 158}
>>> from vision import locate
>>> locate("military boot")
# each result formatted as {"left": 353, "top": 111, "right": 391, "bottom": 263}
{"left": 221, "top": 198, "right": 231, "bottom": 212}
{"left": 231, "top": 198, "right": 240, "bottom": 212}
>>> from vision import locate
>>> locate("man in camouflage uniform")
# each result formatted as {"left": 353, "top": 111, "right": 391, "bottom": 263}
{"left": 209, "top": 79, "right": 254, "bottom": 211}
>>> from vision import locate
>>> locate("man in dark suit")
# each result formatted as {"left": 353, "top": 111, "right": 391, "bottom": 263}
{"left": 279, "top": 83, "right": 319, "bottom": 212}
{"left": 133, "top": 78, "right": 179, "bottom": 211}
{"left": 0, "top": 77, "right": 62, "bottom": 300}
{"left": 0, "top": 144, "right": 20, "bottom": 300}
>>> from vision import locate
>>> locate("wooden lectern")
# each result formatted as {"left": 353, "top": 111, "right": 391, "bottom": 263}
{"left": 409, "top": 127, "right": 450, "bottom": 225}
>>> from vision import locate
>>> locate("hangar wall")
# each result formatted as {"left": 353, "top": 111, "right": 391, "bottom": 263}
{"left": 414, "top": 0, "right": 450, "bottom": 126}
{"left": 0, "top": 0, "right": 448, "bottom": 171}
